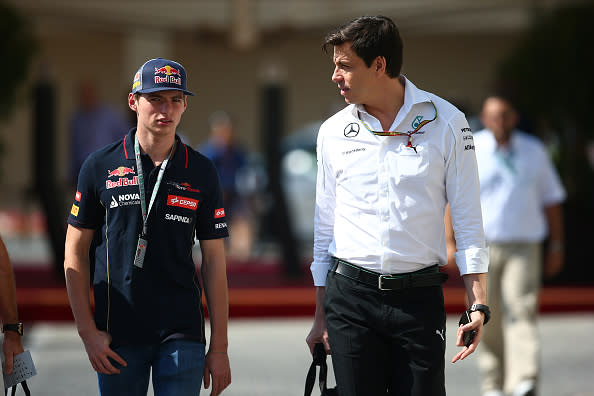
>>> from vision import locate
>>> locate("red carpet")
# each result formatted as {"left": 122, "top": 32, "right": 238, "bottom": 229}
{"left": 13, "top": 262, "right": 594, "bottom": 322}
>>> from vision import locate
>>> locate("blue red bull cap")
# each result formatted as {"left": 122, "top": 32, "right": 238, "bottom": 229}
{"left": 131, "top": 58, "right": 194, "bottom": 96}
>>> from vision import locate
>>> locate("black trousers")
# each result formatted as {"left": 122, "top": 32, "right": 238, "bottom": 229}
{"left": 324, "top": 270, "right": 447, "bottom": 396}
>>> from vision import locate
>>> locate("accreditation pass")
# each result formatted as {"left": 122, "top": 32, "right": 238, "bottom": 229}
{"left": 134, "top": 235, "right": 148, "bottom": 268}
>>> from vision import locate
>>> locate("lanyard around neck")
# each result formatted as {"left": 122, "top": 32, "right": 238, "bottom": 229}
{"left": 357, "top": 101, "right": 438, "bottom": 149}
{"left": 134, "top": 134, "right": 176, "bottom": 236}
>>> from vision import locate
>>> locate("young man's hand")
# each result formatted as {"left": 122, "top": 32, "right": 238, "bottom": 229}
{"left": 204, "top": 350, "right": 231, "bottom": 395}
{"left": 79, "top": 328, "right": 127, "bottom": 374}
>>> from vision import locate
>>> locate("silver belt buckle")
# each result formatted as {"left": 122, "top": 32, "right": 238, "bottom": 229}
{"left": 378, "top": 274, "right": 390, "bottom": 290}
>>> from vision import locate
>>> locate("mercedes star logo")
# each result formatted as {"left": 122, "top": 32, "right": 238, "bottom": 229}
{"left": 344, "top": 122, "right": 360, "bottom": 137}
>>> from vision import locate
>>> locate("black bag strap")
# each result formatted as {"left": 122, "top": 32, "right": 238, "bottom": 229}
{"left": 305, "top": 343, "right": 336, "bottom": 396}
{"left": 10, "top": 380, "right": 31, "bottom": 396}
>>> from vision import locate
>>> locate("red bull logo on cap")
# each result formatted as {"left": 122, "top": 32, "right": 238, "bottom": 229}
{"left": 107, "top": 166, "right": 135, "bottom": 178}
{"left": 155, "top": 65, "right": 181, "bottom": 76}
{"left": 154, "top": 65, "right": 182, "bottom": 86}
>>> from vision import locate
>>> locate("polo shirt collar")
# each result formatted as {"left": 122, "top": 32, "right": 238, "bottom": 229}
{"left": 122, "top": 128, "right": 188, "bottom": 169}
{"left": 122, "top": 128, "right": 136, "bottom": 161}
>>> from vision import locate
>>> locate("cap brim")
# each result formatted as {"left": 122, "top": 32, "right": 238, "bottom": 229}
{"left": 133, "top": 87, "right": 195, "bottom": 96}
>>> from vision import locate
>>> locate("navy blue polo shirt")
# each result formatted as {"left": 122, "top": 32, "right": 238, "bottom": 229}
{"left": 67, "top": 128, "right": 228, "bottom": 347}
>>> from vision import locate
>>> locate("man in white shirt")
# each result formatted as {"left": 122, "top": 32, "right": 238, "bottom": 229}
{"left": 473, "top": 96, "right": 565, "bottom": 396}
{"left": 306, "top": 16, "right": 489, "bottom": 396}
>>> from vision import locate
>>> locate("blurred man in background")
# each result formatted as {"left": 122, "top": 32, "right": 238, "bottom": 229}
{"left": 198, "top": 111, "right": 247, "bottom": 214}
{"left": 198, "top": 111, "right": 254, "bottom": 259}
{"left": 68, "top": 80, "right": 131, "bottom": 186}
{"left": 473, "top": 95, "right": 566, "bottom": 396}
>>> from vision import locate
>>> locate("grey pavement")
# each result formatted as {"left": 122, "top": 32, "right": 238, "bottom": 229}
{"left": 13, "top": 314, "right": 594, "bottom": 396}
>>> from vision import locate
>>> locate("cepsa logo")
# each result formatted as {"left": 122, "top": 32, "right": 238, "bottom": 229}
{"left": 214, "top": 208, "right": 225, "bottom": 219}
{"left": 167, "top": 195, "right": 198, "bottom": 211}
{"left": 75, "top": 191, "right": 82, "bottom": 202}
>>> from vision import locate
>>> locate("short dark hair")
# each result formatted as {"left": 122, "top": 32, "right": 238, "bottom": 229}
{"left": 323, "top": 15, "right": 403, "bottom": 78}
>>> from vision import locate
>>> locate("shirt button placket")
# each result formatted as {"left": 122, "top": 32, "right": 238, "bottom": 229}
{"left": 378, "top": 156, "right": 390, "bottom": 255}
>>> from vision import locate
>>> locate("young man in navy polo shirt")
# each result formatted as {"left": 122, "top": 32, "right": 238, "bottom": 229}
{"left": 65, "top": 58, "right": 231, "bottom": 396}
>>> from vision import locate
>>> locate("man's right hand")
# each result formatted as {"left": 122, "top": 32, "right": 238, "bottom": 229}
{"left": 306, "top": 318, "right": 330, "bottom": 355}
{"left": 79, "top": 328, "right": 127, "bottom": 374}
{"left": 306, "top": 286, "right": 330, "bottom": 354}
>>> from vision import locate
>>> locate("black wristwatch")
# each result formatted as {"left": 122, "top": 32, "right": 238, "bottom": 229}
{"left": 468, "top": 304, "right": 491, "bottom": 325}
{"left": 2, "top": 322, "right": 24, "bottom": 336}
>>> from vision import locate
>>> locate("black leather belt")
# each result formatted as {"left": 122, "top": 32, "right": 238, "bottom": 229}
{"left": 331, "top": 257, "right": 449, "bottom": 291}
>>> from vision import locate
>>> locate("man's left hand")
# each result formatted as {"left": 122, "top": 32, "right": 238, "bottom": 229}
{"left": 203, "top": 350, "right": 231, "bottom": 395}
{"left": 451, "top": 310, "right": 483, "bottom": 363}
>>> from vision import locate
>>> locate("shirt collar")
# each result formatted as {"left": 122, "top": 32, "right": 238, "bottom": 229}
{"left": 351, "top": 75, "right": 433, "bottom": 126}
{"left": 482, "top": 128, "right": 519, "bottom": 153}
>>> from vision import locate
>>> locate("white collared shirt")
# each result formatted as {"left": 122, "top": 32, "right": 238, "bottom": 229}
{"left": 311, "top": 77, "right": 488, "bottom": 286}
{"left": 473, "top": 129, "right": 566, "bottom": 243}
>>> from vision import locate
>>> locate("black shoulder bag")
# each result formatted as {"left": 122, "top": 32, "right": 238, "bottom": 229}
{"left": 304, "top": 343, "right": 338, "bottom": 396}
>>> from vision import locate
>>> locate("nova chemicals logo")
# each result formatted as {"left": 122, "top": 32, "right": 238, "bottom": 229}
{"left": 110, "top": 193, "right": 141, "bottom": 208}
{"left": 344, "top": 123, "right": 360, "bottom": 137}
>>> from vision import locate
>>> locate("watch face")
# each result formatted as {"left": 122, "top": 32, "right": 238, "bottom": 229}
{"left": 3, "top": 322, "right": 23, "bottom": 335}
{"left": 471, "top": 304, "right": 489, "bottom": 312}
{"left": 470, "top": 304, "right": 490, "bottom": 325}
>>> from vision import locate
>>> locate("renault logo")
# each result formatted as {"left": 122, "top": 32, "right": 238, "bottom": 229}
{"left": 344, "top": 122, "right": 360, "bottom": 137}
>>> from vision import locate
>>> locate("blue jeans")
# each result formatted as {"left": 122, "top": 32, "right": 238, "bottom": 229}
{"left": 98, "top": 339, "right": 205, "bottom": 396}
